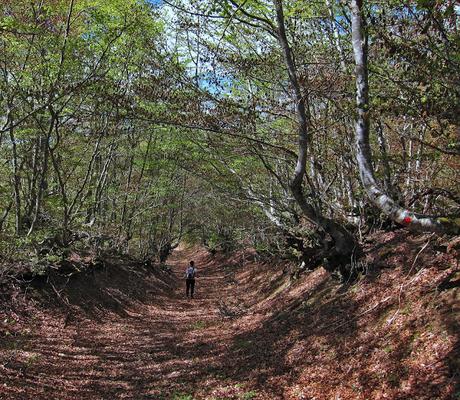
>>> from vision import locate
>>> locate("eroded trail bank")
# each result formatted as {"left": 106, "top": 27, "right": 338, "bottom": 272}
{"left": 0, "top": 246, "right": 256, "bottom": 399}
{"left": 1, "top": 232, "right": 459, "bottom": 400}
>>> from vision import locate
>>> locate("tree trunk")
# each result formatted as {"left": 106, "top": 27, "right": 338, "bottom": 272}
{"left": 0, "top": 201, "right": 12, "bottom": 231}
{"left": 90, "top": 142, "right": 116, "bottom": 226}
{"left": 376, "top": 120, "right": 395, "bottom": 197}
{"left": 126, "top": 133, "right": 153, "bottom": 243}
{"left": 27, "top": 115, "right": 54, "bottom": 236}
{"left": 120, "top": 154, "right": 134, "bottom": 233}
{"left": 325, "top": 0, "right": 347, "bottom": 72}
{"left": 49, "top": 144, "right": 69, "bottom": 230}
{"left": 274, "top": 0, "right": 358, "bottom": 269}
{"left": 350, "top": 0, "right": 459, "bottom": 234}
{"left": 8, "top": 111, "right": 22, "bottom": 235}
{"left": 69, "top": 135, "right": 102, "bottom": 222}
{"left": 26, "top": 137, "right": 40, "bottom": 221}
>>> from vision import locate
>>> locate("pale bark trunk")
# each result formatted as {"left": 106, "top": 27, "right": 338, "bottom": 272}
{"left": 8, "top": 111, "right": 22, "bottom": 235}
{"left": 49, "top": 144, "right": 69, "bottom": 229}
{"left": 93, "top": 143, "right": 115, "bottom": 224}
{"left": 47, "top": 108, "right": 70, "bottom": 229}
{"left": 351, "top": 0, "right": 458, "bottom": 234}
{"left": 413, "top": 128, "right": 425, "bottom": 197}
{"left": 27, "top": 115, "right": 54, "bottom": 236}
{"left": 126, "top": 134, "right": 153, "bottom": 241}
{"left": 120, "top": 154, "right": 134, "bottom": 230}
{"left": 274, "top": 0, "right": 358, "bottom": 260}
{"left": 406, "top": 137, "right": 413, "bottom": 190}
{"left": 69, "top": 135, "right": 102, "bottom": 221}
{"left": 26, "top": 137, "right": 41, "bottom": 220}
{"left": 325, "top": 0, "right": 347, "bottom": 72}
{"left": 0, "top": 201, "right": 12, "bottom": 231}
{"left": 376, "top": 120, "right": 394, "bottom": 196}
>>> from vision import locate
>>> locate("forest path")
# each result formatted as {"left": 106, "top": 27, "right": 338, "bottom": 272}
{"left": 2, "top": 232, "right": 458, "bottom": 400}
{"left": 1, "top": 246, "right": 252, "bottom": 400}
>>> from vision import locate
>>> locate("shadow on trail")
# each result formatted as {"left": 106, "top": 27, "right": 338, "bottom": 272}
{"left": 223, "top": 276, "right": 362, "bottom": 397}
{"left": 439, "top": 281, "right": 460, "bottom": 399}
{"left": 2, "top": 243, "right": 458, "bottom": 400}
{"left": 30, "top": 258, "right": 175, "bottom": 320}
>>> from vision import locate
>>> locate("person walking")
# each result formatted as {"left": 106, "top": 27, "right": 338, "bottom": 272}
{"left": 185, "top": 260, "right": 197, "bottom": 298}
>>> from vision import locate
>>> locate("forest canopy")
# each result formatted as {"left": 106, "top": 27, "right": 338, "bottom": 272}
{"left": 0, "top": 0, "right": 458, "bottom": 273}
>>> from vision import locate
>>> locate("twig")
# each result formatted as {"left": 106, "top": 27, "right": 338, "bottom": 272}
{"left": 330, "top": 234, "right": 435, "bottom": 331}
{"left": 386, "top": 234, "right": 434, "bottom": 326}
{"left": 49, "top": 279, "right": 71, "bottom": 308}
{"left": 330, "top": 296, "right": 393, "bottom": 332}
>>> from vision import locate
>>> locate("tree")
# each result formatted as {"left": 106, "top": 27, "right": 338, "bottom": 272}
{"left": 350, "top": 0, "right": 459, "bottom": 234}
{"left": 273, "top": 0, "right": 358, "bottom": 267}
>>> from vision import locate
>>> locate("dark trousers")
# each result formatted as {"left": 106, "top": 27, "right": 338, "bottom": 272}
{"left": 186, "top": 279, "right": 195, "bottom": 297}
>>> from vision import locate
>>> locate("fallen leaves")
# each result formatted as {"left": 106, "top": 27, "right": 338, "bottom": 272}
{"left": 0, "top": 234, "right": 458, "bottom": 399}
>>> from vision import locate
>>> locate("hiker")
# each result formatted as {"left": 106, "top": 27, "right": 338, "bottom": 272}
{"left": 185, "top": 260, "right": 197, "bottom": 298}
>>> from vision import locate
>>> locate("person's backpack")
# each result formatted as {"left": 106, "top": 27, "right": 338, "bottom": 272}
{"left": 186, "top": 266, "right": 195, "bottom": 279}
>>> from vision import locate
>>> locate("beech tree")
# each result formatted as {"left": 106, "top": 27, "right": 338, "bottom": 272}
{"left": 350, "top": 0, "right": 459, "bottom": 234}
{"left": 0, "top": 0, "right": 458, "bottom": 269}
{"left": 159, "top": 0, "right": 361, "bottom": 270}
{"left": 272, "top": 0, "right": 358, "bottom": 267}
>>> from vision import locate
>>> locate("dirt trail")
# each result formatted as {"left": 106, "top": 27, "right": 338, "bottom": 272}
{"left": 0, "top": 246, "right": 251, "bottom": 400}
{"left": 2, "top": 233, "right": 459, "bottom": 400}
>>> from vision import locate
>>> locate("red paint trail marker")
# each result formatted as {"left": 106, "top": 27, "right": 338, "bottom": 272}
{"left": 403, "top": 216, "right": 412, "bottom": 225}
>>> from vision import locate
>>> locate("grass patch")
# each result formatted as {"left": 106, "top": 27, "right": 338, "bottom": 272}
{"left": 208, "top": 385, "right": 258, "bottom": 400}
{"left": 383, "top": 345, "right": 393, "bottom": 354}
{"left": 264, "top": 279, "right": 290, "bottom": 301}
{"left": 234, "top": 338, "right": 252, "bottom": 350}
{"left": 25, "top": 352, "right": 41, "bottom": 368}
{"left": 241, "top": 390, "right": 258, "bottom": 400}
{"left": 190, "top": 320, "right": 207, "bottom": 330}
{"left": 172, "top": 393, "right": 194, "bottom": 400}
